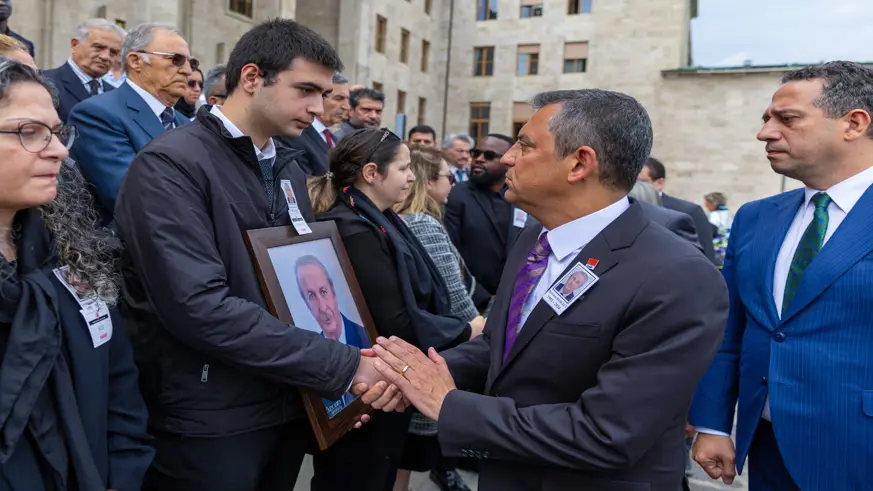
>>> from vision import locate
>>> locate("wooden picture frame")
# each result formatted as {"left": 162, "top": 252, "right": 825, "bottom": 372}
{"left": 245, "top": 221, "right": 379, "bottom": 450}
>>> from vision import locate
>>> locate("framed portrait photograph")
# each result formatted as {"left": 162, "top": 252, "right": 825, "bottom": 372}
{"left": 542, "top": 262, "right": 599, "bottom": 315}
{"left": 245, "top": 221, "right": 379, "bottom": 450}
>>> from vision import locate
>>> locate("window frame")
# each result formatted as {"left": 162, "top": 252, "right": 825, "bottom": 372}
{"left": 473, "top": 46, "right": 495, "bottom": 77}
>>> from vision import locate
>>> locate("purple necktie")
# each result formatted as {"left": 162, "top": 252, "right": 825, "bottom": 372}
{"left": 503, "top": 233, "right": 552, "bottom": 362}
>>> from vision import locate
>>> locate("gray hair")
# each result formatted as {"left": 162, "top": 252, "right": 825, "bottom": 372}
{"left": 704, "top": 192, "right": 727, "bottom": 207}
{"left": 782, "top": 61, "right": 873, "bottom": 138}
{"left": 333, "top": 72, "right": 348, "bottom": 84}
{"left": 203, "top": 63, "right": 227, "bottom": 99}
{"left": 295, "top": 255, "right": 335, "bottom": 300}
{"left": 442, "top": 133, "right": 474, "bottom": 148}
{"left": 73, "top": 18, "right": 126, "bottom": 42}
{"left": 122, "top": 22, "right": 182, "bottom": 73}
{"left": 628, "top": 180, "right": 662, "bottom": 206}
{"left": 531, "top": 89, "right": 653, "bottom": 192}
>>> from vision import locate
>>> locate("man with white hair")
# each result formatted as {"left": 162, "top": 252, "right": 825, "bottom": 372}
{"left": 69, "top": 22, "right": 193, "bottom": 223}
{"left": 42, "top": 18, "right": 124, "bottom": 122}
{"left": 442, "top": 133, "right": 474, "bottom": 182}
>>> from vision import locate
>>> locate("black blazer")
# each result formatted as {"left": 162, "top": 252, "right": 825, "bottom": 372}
{"left": 660, "top": 193, "right": 715, "bottom": 263}
{"left": 275, "top": 124, "right": 331, "bottom": 177}
{"left": 437, "top": 203, "right": 729, "bottom": 491}
{"left": 43, "top": 62, "right": 115, "bottom": 123}
{"left": 444, "top": 182, "right": 527, "bottom": 306}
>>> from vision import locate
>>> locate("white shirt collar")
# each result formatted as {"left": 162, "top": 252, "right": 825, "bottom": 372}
{"left": 126, "top": 79, "right": 172, "bottom": 120}
{"left": 802, "top": 165, "right": 873, "bottom": 214}
{"left": 209, "top": 105, "right": 277, "bottom": 161}
{"left": 542, "top": 196, "right": 631, "bottom": 261}
{"left": 66, "top": 58, "right": 97, "bottom": 86}
{"left": 311, "top": 117, "right": 329, "bottom": 136}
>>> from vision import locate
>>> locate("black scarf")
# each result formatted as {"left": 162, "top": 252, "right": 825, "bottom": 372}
{"left": 0, "top": 208, "right": 104, "bottom": 490}
{"left": 174, "top": 98, "right": 196, "bottom": 119}
{"left": 338, "top": 187, "right": 465, "bottom": 350}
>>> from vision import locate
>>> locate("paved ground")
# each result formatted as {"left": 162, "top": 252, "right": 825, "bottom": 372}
{"left": 294, "top": 455, "right": 748, "bottom": 491}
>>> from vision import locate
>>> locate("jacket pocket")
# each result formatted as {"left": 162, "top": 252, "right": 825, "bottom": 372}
{"left": 862, "top": 390, "right": 873, "bottom": 417}
{"left": 544, "top": 320, "right": 600, "bottom": 338}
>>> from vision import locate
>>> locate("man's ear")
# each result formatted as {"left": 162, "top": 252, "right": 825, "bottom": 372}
{"left": 566, "top": 146, "right": 598, "bottom": 184}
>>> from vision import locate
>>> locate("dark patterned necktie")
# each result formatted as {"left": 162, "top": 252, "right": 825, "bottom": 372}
{"left": 259, "top": 158, "right": 275, "bottom": 206}
{"left": 503, "top": 233, "right": 552, "bottom": 361}
{"left": 782, "top": 192, "right": 832, "bottom": 314}
{"left": 88, "top": 79, "right": 100, "bottom": 96}
{"left": 160, "top": 107, "right": 175, "bottom": 130}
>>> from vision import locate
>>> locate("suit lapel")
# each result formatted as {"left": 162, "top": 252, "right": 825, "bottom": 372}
{"left": 494, "top": 203, "right": 647, "bottom": 378}
{"left": 781, "top": 183, "right": 873, "bottom": 324}
{"left": 122, "top": 84, "right": 165, "bottom": 140}
{"left": 307, "top": 125, "right": 330, "bottom": 153}
{"left": 751, "top": 190, "right": 804, "bottom": 328}
{"left": 59, "top": 63, "right": 90, "bottom": 103}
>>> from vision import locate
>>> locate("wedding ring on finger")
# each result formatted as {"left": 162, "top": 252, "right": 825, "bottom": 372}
{"left": 401, "top": 365, "right": 410, "bottom": 378}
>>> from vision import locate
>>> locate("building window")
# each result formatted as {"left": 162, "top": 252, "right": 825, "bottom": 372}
{"left": 400, "top": 29, "right": 410, "bottom": 63}
{"left": 425, "top": 0, "right": 432, "bottom": 15}
{"left": 469, "top": 103, "right": 491, "bottom": 145}
{"left": 375, "top": 15, "right": 387, "bottom": 54}
{"left": 397, "top": 90, "right": 407, "bottom": 114}
{"left": 568, "top": 0, "right": 592, "bottom": 14}
{"left": 473, "top": 46, "right": 494, "bottom": 76}
{"left": 421, "top": 40, "right": 430, "bottom": 72}
{"left": 477, "top": 0, "right": 498, "bottom": 21}
{"left": 373, "top": 81, "right": 383, "bottom": 92}
{"left": 229, "top": 0, "right": 253, "bottom": 17}
{"left": 520, "top": 2, "right": 543, "bottom": 18}
{"left": 418, "top": 97, "right": 427, "bottom": 126}
{"left": 563, "top": 41, "right": 588, "bottom": 73}
{"left": 517, "top": 44, "right": 540, "bottom": 76}
{"left": 512, "top": 102, "right": 533, "bottom": 138}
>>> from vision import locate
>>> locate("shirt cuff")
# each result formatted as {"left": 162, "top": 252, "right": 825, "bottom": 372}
{"left": 695, "top": 426, "right": 731, "bottom": 437}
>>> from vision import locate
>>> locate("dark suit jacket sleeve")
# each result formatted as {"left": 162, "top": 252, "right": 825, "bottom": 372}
{"left": 438, "top": 254, "right": 729, "bottom": 470}
{"left": 689, "top": 206, "right": 716, "bottom": 263}
{"left": 667, "top": 212, "right": 702, "bottom": 250}
{"left": 442, "top": 326, "right": 492, "bottom": 394}
{"left": 443, "top": 191, "right": 464, "bottom": 247}
{"left": 115, "top": 150, "right": 359, "bottom": 401}
{"left": 689, "top": 204, "right": 751, "bottom": 433}
{"left": 69, "top": 102, "right": 138, "bottom": 214}
{"left": 106, "top": 317, "right": 155, "bottom": 491}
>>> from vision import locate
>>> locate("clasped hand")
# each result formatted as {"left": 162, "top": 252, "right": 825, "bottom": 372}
{"left": 352, "top": 336, "right": 457, "bottom": 422}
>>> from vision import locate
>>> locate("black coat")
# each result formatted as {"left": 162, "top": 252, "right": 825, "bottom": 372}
{"left": 42, "top": 62, "right": 115, "bottom": 123}
{"left": 275, "top": 124, "right": 331, "bottom": 176}
{"left": 114, "top": 106, "right": 359, "bottom": 437}
{"left": 660, "top": 193, "right": 716, "bottom": 263}
{"left": 0, "top": 273, "right": 153, "bottom": 491}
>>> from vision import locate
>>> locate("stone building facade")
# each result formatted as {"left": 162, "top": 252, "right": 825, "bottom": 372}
{"left": 8, "top": 0, "right": 837, "bottom": 206}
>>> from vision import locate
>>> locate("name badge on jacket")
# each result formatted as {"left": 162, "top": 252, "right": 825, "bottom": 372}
{"left": 280, "top": 179, "right": 312, "bottom": 235}
{"left": 512, "top": 208, "right": 528, "bottom": 228}
{"left": 53, "top": 266, "right": 113, "bottom": 348}
{"left": 543, "top": 262, "right": 599, "bottom": 315}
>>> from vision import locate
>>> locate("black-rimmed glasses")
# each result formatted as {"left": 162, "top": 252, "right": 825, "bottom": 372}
{"left": 439, "top": 172, "right": 457, "bottom": 185}
{"left": 0, "top": 122, "right": 77, "bottom": 153}
{"left": 471, "top": 148, "right": 503, "bottom": 161}
{"left": 137, "top": 51, "right": 200, "bottom": 71}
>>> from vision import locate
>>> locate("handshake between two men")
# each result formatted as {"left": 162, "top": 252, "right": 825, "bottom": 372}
{"left": 348, "top": 336, "right": 454, "bottom": 427}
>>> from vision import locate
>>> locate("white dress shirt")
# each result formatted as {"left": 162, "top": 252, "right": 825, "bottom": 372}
{"left": 101, "top": 71, "right": 126, "bottom": 88}
{"left": 697, "top": 164, "right": 873, "bottom": 437}
{"left": 209, "top": 105, "right": 277, "bottom": 164}
{"left": 67, "top": 58, "right": 105, "bottom": 95}
{"left": 519, "top": 196, "right": 630, "bottom": 328}
{"left": 311, "top": 118, "right": 330, "bottom": 144}
{"left": 127, "top": 80, "right": 174, "bottom": 123}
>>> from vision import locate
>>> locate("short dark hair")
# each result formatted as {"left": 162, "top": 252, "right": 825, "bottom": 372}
{"left": 350, "top": 87, "right": 385, "bottom": 108}
{"left": 408, "top": 125, "right": 436, "bottom": 140}
{"left": 485, "top": 133, "right": 515, "bottom": 147}
{"left": 782, "top": 61, "right": 873, "bottom": 138}
{"left": 531, "top": 89, "right": 653, "bottom": 192}
{"left": 225, "top": 18, "right": 343, "bottom": 95}
{"left": 644, "top": 157, "right": 666, "bottom": 181}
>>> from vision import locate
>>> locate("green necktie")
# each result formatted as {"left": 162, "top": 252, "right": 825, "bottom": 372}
{"left": 782, "top": 192, "right": 833, "bottom": 314}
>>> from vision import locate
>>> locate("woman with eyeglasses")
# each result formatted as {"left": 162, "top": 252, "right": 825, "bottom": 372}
{"left": 175, "top": 67, "right": 203, "bottom": 120}
{"left": 392, "top": 145, "right": 483, "bottom": 491}
{"left": 0, "top": 60, "right": 153, "bottom": 490}
{"left": 309, "top": 129, "right": 485, "bottom": 491}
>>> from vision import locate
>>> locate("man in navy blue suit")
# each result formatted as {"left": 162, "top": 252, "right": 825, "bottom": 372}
{"left": 295, "top": 255, "right": 372, "bottom": 417}
{"left": 42, "top": 19, "right": 124, "bottom": 122}
{"left": 68, "top": 22, "right": 193, "bottom": 221}
{"left": 690, "top": 61, "right": 873, "bottom": 491}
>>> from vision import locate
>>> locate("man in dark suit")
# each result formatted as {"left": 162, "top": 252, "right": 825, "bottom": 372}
{"left": 0, "top": 0, "right": 33, "bottom": 57}
{"left": 364, "top": 89, "right": 729, "bottom": 491}
{"left": 334, "top": 87, "right": 383, "bottom": 140}
{"left": 639, "top": 157, "right": 716, "bottom": 263}
{"left": 42, "top": 19, "right": 123, "bottom": 122}
{"left": 275, "top": 72, "right": 350, "bottom": 176}
{"left": 69, "top": 22, "right": 192, "bottom": 221}
{"left": 444, "top": 133, "right": 518, "bottom": 309}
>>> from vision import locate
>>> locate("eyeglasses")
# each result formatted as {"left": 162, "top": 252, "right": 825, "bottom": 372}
{"left": 0, "top": 122, "right": 77, "bottom": 153}
{"left": 438, "top": 172, "right": 457, "bottom": 185}
{"left": 471, "top": 148, "right": 503, "bottom": 161}
{"left": 187, "top": 79, "right": 203, "bottom": 89}
{"left": 365, "top": 128, "right": 396, "bottom": 164}
{"left": 137, "top": 51, "right": 199, "bottom": 71}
